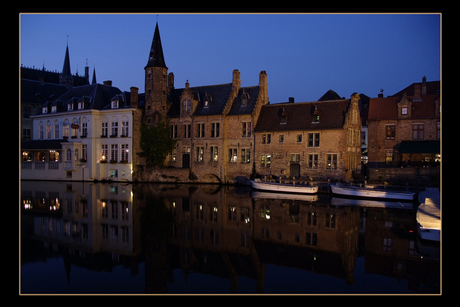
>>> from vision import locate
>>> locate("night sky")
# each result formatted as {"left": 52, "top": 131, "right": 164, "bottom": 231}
{"left": 20, "top": 13, "right": 440, "bottom": 103}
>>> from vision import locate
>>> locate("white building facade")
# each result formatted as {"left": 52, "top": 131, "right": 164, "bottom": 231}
{"left": 21, "top": 84, "right": 139, "bottom": 182}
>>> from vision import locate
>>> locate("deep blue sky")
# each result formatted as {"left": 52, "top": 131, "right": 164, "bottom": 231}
{"left": 20, "top": 13, "right": 440, "bottom": 103}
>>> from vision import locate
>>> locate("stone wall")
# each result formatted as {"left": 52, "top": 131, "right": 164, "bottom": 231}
{"left": 368, "top": 166, "right": 440, "bottom": 185}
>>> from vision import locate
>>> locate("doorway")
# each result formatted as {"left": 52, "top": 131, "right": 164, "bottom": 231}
{"left": 182, "top": 153, "right": 190, "bottom": 168}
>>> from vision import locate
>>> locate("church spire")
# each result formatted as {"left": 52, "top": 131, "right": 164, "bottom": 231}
{"left": 60, "top": 42, "right": 73, "bottom": 87}
{"left": 146, "top": 22, "right": 167, "bottom": 69}
{"left": 62, "top": 43, "right": 71, "bottom": 76}
{"left": 92, "top": 65, "right": 97, "bottom": 84}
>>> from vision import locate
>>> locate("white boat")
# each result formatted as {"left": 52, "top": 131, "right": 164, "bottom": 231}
{"left": 251, "top": 178, "right": 319, "bottom": 194}
{"left": 416, "top": 197, "right": 440, "bottom": 242}
{"left": 330, "top": 182, "right": 416, "bottom": 200}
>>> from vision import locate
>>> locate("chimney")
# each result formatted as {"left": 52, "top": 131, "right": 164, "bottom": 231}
{"left": 414, "top": 83, "right": 422, "bottom": 101}
{"left": 232, "top": 69, "right": 241, "bottom": 90}
{"left": 259, "top": 70, "right": 268, "bottom": 104}
{"left": 103, "top": 80, "right": 112, "bottom": 87}
{"left": 130, "top": 86, "right": 139, "bottom": 108}
{"left": 168, "top": 72, "right": 174, "bottom": 92}
{"left": 288, "top": 97, "right": 294, "bottom": 103}
{"left": 422, "top": 76, "right": 427, "bottom": 96}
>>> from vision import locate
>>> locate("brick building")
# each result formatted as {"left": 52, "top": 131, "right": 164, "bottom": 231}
{"left": 367, "top": 77, "right": 440, "bottom": 183}
{"left": 141, "top": 22, "right": 268, "bottom": 183}
{"left": 254, "top": 93, "right": 362, "bottom": 182}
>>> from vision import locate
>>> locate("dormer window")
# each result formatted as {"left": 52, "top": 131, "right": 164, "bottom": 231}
{"left": 51, "top": 106, "right": 57, "bottom": 113}
{"left": 312, "top": 106, "right": 320, "bottom": 123}
{"left": 241, "top": 92, "right": 249, "bottom": 107}
{"left": 204, "top": 95, "right": 212, "bottom": 108}
{"left": 78, "top": 102, "right": 84, "bottom": 110}
{"left": 401, "top": 107, "right": 408, "bottom": 115}
{"left": 111, "top": 100, "right": 119, "bottom": 109}
{"left": 42, "top": 107, "right": 48, "bottom": 114}
{"left": 67, "top": 103, "right": 73, "bottom": 111}
{"left": 278, "top": 107, "right": 288, "bottom": 124}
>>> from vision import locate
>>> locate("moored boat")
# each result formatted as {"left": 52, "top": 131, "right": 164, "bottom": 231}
{"left": 416, "top": 197, "right": 440, "bottom": 243}
{"left": 330, "top": 182, "right": 416, "bottom": 200}
{"left": 250, "top": 178, "right": 319, "bottom": 194}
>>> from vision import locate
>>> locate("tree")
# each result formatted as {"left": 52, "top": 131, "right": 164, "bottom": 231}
{"left": 140, "top": 119, "right": 177, "bottom": 167}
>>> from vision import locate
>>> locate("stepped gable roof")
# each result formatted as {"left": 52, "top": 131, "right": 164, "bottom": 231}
{"left": 53, "top": 83, "right": 122, "bottom": 112}
{"left": 254, "top": 99, "right": 352, "bottom": 132}
{"left": 226, "top": 86, "right": 260, "bottom": 116}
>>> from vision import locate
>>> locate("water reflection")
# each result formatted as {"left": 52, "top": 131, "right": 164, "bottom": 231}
{"left": 20, "top": 181, "right": 440, "bottom": 294}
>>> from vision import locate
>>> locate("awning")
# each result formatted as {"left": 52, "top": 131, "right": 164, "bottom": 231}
{"left": 21, "top": 139, "right": 65, "bottom": 150}
{"left": 398, "top": 140, "right": 440, "bottom": 154}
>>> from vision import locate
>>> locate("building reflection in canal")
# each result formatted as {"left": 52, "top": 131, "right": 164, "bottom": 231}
{"left": 20, "top": 181, "right": 440, "bottom": 294}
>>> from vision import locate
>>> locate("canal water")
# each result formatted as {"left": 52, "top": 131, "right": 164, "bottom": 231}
{"left": 20, "top": 181, "right": 440, "bottom": 294}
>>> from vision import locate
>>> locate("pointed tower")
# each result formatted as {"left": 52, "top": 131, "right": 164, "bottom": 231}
{"left": 60, "top": 43, "right": 73, "bottom": 87}
{"left": 92, "top": 66, "right": 97, "bottom": 84}
{"left": 145, "top": 22, "right": 169, "bottom": 124}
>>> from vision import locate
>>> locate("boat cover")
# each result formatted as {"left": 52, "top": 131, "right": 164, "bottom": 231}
{"left": 416, "top": 198, "right": 441, "bottom": 230}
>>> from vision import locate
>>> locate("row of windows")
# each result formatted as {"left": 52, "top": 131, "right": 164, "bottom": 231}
{"left": 170, "top": 122, "right": 252, "bottom": 139}
{"left": 385, "top": 123, "right": 440, "bottom": 140}
{"left": 37, "top": 116, "right": 130, "bottom": 140}
{"left": 173, "top": 145, "right": 338, "bottom": 169}
{"left": 261, "top": 132, "right": 320, "bottom": 147}
{"left": 261, "top": 153, "right": 338, "bottom": 169}
{"left": 42, "top": 100, "right": 120, "bottom": 114}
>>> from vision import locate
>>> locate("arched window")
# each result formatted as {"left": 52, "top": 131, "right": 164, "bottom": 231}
{"left": 39, "top": 121, "right": 44, "bottom": 140}
{"left": 66, "top": 148, "right": 72, "bottom": 161}
{"left": 101, "top": 117, "right": 108, "bottom": 137}
{"left": 46, "top": 121, "right": 51, "bottom": 139}
{"left": 111, "top": 116, "right": 118, "bottom": 137}
{"left": 63, "top": 119, "right": 69, "bottom": 138}
{"left": 82, "top": 117, "right": 88, "bottom": 137}
{"left": 54, "top": 120, "right": 59, "bottom": 139}
{"left": 121, "top": 115, "right": 129, "bottom": 137}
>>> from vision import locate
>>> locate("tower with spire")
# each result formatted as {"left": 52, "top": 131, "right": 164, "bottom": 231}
{"left": 59, "top": 43, "right": 74, "bottom": 87}
{"left": 144, "top": 21, "right": 169, "bottom": 124}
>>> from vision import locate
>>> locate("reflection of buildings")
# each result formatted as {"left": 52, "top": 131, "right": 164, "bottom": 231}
{"left": 21, "top": 182, "right": 439, "bottom": 294}
{"left": 21, "top": 181, "right": 141, "bottom": 281}
{"left": 363, "top": 207, "right": 439, "bottom": 292}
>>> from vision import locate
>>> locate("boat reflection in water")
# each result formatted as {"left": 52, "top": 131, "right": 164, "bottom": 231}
{"left": 20, "top": 181, "right": 440, "bottom": 294}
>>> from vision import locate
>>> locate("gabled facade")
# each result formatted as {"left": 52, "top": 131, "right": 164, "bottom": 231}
{"left": 157, "top": 70, "right": 268, "bottom": 183}
{"left": 254, "top": 93, "right": 362, "bottom": 182}
{"left": 367, "top": 77, "right": 440, "bottom": 182}
{"left": 139, "top": 22, "right": 269, "bottom": 183}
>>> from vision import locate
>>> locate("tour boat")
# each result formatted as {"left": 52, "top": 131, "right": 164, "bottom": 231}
{"left": 330, "top": 182, "right": 416, "bottom": 200}
{"left": 250, "top": 178, "right": 319, "bottom": 194}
